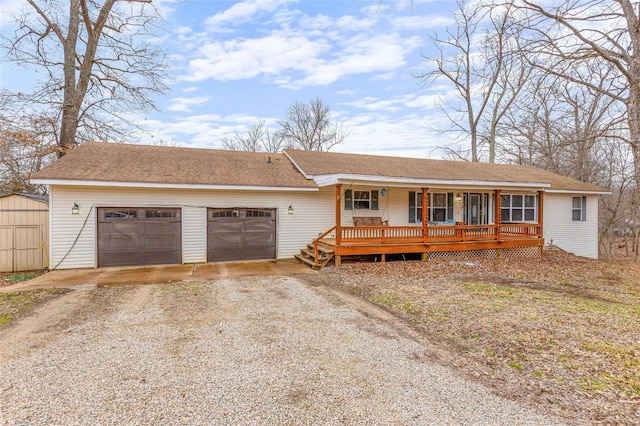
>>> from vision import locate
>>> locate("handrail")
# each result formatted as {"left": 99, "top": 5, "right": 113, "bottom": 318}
{"left": 313, "top": 226, "right": 337, "bottom": 266}
{"left": 338, "top": 223, "right": 541, "bottom": 245}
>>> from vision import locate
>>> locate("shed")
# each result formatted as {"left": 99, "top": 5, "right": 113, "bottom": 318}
{"left": 0, "top": 193, "right": 49, "bottom": 272}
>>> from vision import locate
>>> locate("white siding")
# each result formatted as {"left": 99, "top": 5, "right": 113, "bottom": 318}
{"left": 340, "top": 186, "right": 419, "bottom": 226}
{"left": 543, "top": 193, "right": 599, "bottom": 259}
{"left": 182, "top": 206, "right": 206, "bottom": 263}
{"left": 49, "top": 184, "right": 601, "bottom": 267}
{"left": 49, "top": 185, "right": 334, "bottom": 269}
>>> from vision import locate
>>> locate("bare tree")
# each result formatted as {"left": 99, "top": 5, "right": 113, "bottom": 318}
{"left": 417, "top": 0, "right": 529, "bottom": 162}
{"left": 279, "top": 97, "right": 349, "bottom": 152}
{"left": 0, "top": 117, "right": 57, "bottom": 194}
{"left": 1, "top": 0, "right": 169, "bottom": 158}
{"left": 514, "top": 0, "right": 640, "bottom": 239}
{"left": 221, "top": 120, "right": 284, "bottom": 153}
{"left": 598, "top": 140, "right": 637, "bottom": 259}
{"left": 499, "top": 61, "right": 625, "bottom": 184}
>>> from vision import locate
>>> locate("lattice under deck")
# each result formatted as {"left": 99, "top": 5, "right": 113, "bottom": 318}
{"left": 426, "top": 246, "right": 541, "bottom": 260}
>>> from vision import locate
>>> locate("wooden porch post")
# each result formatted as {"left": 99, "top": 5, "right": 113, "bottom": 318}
{"left": 494, "top": 189, "right": 502, "bottom": 239}
{"left": 538, "top": 190, "right": 544, "bottom": 255}
{"left": 422, "top": 188, "right": 429, "bottom": 243}
{"left": 335, "top": 184, "right": 342, "bottom": 266}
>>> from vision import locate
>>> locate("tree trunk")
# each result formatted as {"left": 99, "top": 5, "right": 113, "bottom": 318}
{"left": 58, "top": 0, "right": 82, "bottom": 157}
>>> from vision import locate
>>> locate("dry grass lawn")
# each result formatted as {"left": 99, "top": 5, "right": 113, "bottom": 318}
{"left": 304, "top": 250, "right": 640, "bottom": 425}
{"left": 0, "top": 288, "right": 68, "bottom": 328}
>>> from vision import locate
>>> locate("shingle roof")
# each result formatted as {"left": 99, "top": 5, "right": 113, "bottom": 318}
{"left": 0, "top": 193, "right": 49, "bottom": 203}
{"left": 32, "top": 142, "right": 317, "bottom": 189}
{"left": 284, "top": 149, "right": 607, "bottom": 192}
{"left": 32, "top": 142, "right": 608, "bottom": 193}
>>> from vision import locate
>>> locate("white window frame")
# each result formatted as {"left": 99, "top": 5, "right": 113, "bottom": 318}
{"left": 413, "top": 192, "right": 452, "bottom": 224}
{"left": 353, "top": 190, "right": 371, "bottom": 210}
{"left": 501, "top": 194, "right": 537, "bottom": 223}
{"left": 572, "top": 196, "right": 587, "bottom": 222}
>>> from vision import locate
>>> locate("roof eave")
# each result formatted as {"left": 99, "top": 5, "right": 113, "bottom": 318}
{"left": 545, "top": 189, "right": 611, "bottom": 195}
{"left": 30, "top": 178, "right": 319, "bottom": 192}
{"left": 312, "top": 174, "right": 551, "bottom": 190}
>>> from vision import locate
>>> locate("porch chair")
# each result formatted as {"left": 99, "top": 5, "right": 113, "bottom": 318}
{"left": 352, "top": 216, "right": 389, "bottom": 226}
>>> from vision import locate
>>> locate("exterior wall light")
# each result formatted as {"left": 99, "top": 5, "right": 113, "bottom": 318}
{"left": 456, "top": 193, "right": 462, "bottom": 202}
{"left": 288, "top": 205, "right": 294, "bottom": 215}
{"left": 72, "top": 203, "right": 80, "bottom": 215}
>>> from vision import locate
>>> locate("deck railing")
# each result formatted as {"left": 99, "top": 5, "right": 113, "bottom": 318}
{"left": 339, "top": 223, "right": 541, "bottom": 245}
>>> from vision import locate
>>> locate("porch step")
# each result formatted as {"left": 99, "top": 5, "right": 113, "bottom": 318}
{"left": 295, "top": 243, "right": 335, "bottom": 268}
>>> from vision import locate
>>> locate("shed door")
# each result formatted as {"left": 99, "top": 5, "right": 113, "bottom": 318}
{"left": 0, "top": 226, "right": 14, "bottom": 272}
{"left": 98, "top": 208, "right": 181, "bottom": 267}
{"left": 0, "top": 225, "right": 43, "bottom": 272}
{"left": 207, "top": 208, "right": 276, "bottom": 262}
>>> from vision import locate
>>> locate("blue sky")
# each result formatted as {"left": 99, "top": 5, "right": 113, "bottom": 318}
{"left": 1, "top": 0, "right": 462, "bottom": 158}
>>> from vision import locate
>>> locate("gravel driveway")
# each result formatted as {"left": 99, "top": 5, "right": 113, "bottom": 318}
{"left": 0, "top": 276, "right": 561, "bottom": 425}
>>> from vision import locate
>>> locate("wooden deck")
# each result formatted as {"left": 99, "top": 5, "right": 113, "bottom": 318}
{"left": 295, "top": 223, "right": 544, "bottom": 267}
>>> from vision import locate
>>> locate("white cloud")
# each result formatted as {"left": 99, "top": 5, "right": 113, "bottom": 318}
{"left": 141, "top": 112, "right": 283, "bottom": 149}
{"left": 167, "top": 96, "right": 210, "bottom": 112}
{"left": 181, "top": 3, "right": 426, "bottom": 89}
{"left": 0, "top": 0, "right": 24, "bottom": 25}
{"left": 205, "top": 0, "right": 295, "bottom": 28}
{"left": 336, "top": 113, "right": 443, "bottom": 159}
{"left": 279, "top": 33, "right": 421, "bottom": 88}
{"left": 370, "top": 72, "right": 396, "bottom": 81}
{"left": 181, "top": 29, "right": 421, "bottom": 88}
{"left": 391, "top": 14, "right": 455, "bottom": 30}
{"left": 343, "top": 93, "right": 443, "bottom": 113}
{"left": 183, "top": 33, "right": 328, "bottom": 82}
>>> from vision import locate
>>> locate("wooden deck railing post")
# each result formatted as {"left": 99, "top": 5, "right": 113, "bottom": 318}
{"left": 422, "top": 187, "right": 428, "bottom": 243}
{"left": 335, "top": 184, "right": 342, "bottom": 266}
{"left": 537, "top": 190, "right": 544, "bottom": 238}
{"left": 538, "top": 190, "right": 544, "bottom": 256}
{"left": 495, "top": 189, "right": 502, "bottom": 240}
{"left": 335, "top": 184, "right": 342, "bottom": 246}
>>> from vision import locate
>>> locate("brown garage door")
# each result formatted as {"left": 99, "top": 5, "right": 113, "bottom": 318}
{"left": 98, "top": 208, "right": 181, "bottom": 267}
{"left": 207, "top": 208, "right": 276, "bottom": 262}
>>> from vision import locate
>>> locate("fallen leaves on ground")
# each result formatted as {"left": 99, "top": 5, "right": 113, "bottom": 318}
{"left": 305, "top": 250, "right": 640, "bottom": 425}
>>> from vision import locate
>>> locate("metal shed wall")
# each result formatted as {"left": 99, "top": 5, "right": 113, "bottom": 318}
{"left": 0, "top": 194, "right": 49, "bottom": 272}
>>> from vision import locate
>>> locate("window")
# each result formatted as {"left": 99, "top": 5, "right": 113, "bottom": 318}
{"left": 344, "top": 189, "right": 379, "bottom": 211}
{"left": 105, "top": 210, "right": 137, "bottom": 219}
{"left": 211, "top": 210, "right": 239, "bottom": 218}
{"left": 501, "top": 194, "right": 537, "bottom": 223}
{"left": 146, "top": 210, "right": 177, "bottom": 218}
{"left": 354, "top": 190, "right": 370, "bottom": 209}
{"left": 572, "top": 196, "right": 587, "bottom": 222}
{"left": 246, "top": 210, "right": 271, "bottom": 217}
{"left": 431, "top": 193, "right": 448, "bottom": 222}
{"left": 409, "top": 192, "right": 453, "bottom": 223}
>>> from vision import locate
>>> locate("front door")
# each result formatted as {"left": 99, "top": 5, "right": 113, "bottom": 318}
{"left": 469, "top": 194, "right": 481, "bottom": 225}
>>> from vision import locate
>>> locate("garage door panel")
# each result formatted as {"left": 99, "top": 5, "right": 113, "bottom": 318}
{"left": 207, "top": 209, "right": 276, "bottom": 262}
{"left": 99, "top": 252, "right": 139, "bottom": 267}
{"left": 98, "top": 208, "right": 181, "bottom": 267}
{"left": 98, "top": 229, "right": 139, "bottom": 251}
{"left": 144, "top": 235, "right": 180, "bottom": 250}
{"left": 143, "top": 249, "right": 181, "bottom": 265}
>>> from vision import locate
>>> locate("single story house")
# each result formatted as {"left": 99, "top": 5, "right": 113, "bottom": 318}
{"left": 0, "top": 193, "right": 49, "bottom": 272}
{"left": 30, "top": 142, "right": 608, "bottom": 269}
